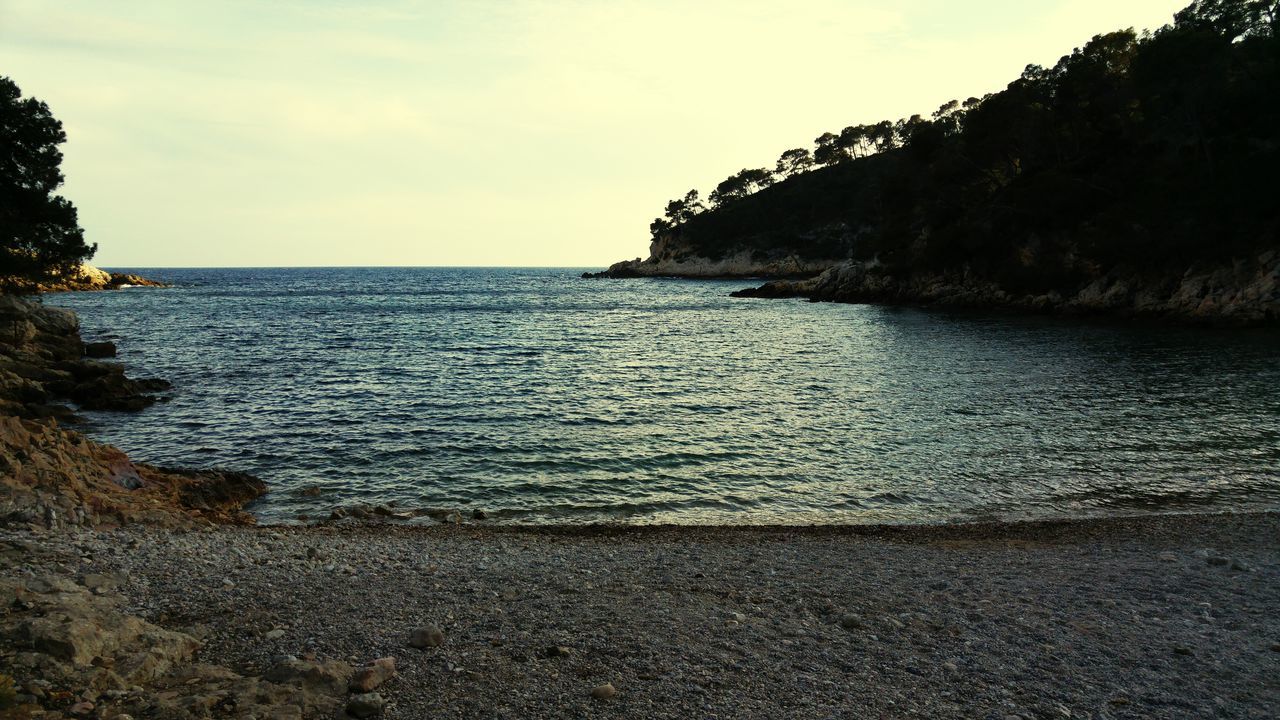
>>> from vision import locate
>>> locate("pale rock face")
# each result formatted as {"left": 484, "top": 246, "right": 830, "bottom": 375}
{"left": 600, "top": 234, "right": 842, "bottom": 279}
{"left": 70, "top": 264, "right": 112, "bottom": 288}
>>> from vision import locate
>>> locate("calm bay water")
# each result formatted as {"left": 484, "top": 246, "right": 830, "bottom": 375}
{"left": 53, "top": 267, "right": 1280, "bottom": 524}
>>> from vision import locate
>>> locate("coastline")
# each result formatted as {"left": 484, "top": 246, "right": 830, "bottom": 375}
{"left": 3, "top": 288, "right": 1277, "bottom": 718}
{"left": 4, "top": 510, "right": 1276, "bottom": 718}
{"left": 587, "top": 239, "right": 1280, "bottom": 325}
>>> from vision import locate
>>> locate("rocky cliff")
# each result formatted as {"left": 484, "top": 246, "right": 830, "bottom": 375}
{"left": 0, "top": 295, "right": 171, "bottom": 421}
{"left": 584, "top": 232, "right": 844, "bottom": 279}
{"left": 732, "top": 250, "right": 1280, "bottom": 325}
{"left": 0, "top": 294, "right": 265, "bottom": 529}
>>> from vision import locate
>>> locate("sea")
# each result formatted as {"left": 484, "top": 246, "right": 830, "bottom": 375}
{"left": 51, "top": 267, "right": 1280, "bottom": 525}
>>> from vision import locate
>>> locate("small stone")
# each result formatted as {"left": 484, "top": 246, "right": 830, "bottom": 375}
{"left": 1230, "top": 558, "right": 1251, "bottom": 572}
{"left": 1173, "top": 646, "right": 1193, "bottom": 656}
{"left": 346, "top": 692, "right": 386, "bottom": 718}
{"left": 544, "top": 645, "right": 571, "bottom": 658}
{"left": 1156, "top": 552, "right": 1178, "bottom": 563}
{"left": 884, "top": 617, "right": 905, "bottom": 630}
{"left": 1206, "top": 556, "right": 1230, "bottom": 567}
{"left": 69, "top": 701, "right": 95, "bottom": 716}
{"left": 409, "top": 625, "right": 444, "bottom": 648}
{"left": 1270, "top": 642, "right": 1280, "bottom": 652}
{"left": 942, "top": 662, "right": 958, "bottom": 673}
{"left": 591, "top": 683, "right": 617, "bottom": 700}
{"left": 349, "top": 657, "right": 397, "bottom": 693}
{"left": 265, "top": 628, "right": 286, "bottom": 640}
{"left": 839, "top": 614, "right": 862, "bottom": 630}
{"left": 472, "top": 509, "right": 489, "bottom": 520}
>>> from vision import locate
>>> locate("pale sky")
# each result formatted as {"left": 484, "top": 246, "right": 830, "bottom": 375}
{"left": 1, "top": 0, "right": 1188, "bottom": 268}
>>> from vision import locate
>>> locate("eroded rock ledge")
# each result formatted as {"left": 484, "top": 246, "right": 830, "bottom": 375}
{"left": 583, "top": 233, "right": 840, "bottom": 279}
{"left": 36, "top": 263, "right": 169, "bottom": 293}
{"left": 0, "top": 295, "right": 172, "bottom": 422}
{"left": 0, "top": 294, "right": 266, "bottom": 529}
{"left": 0, "top": 562, "right": 383, "bottom": 719}
{"left": 730, "top": 252, "right": 1280, "bottom": 325}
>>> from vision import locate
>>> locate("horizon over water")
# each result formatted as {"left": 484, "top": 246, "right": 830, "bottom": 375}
{"left": 54, "top": 267, "right": 1280, "bottom": 525}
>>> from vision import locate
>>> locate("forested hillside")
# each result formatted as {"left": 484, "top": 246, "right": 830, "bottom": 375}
{"left": 633, "top": 0, "right": 1277, "bottom": 301}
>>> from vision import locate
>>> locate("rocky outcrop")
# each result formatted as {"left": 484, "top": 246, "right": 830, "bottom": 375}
{"left": 35, "top": 263, "right": 168, "bottom": 293}
{"left": 0, "top": 566, "right": 357, "bottom": 719}
{"left": 584, "top": 233, "right": 842, "bottom": 279}
{"left": 0, "top": 415, "right": 266, "bottom": 528}
{"left": 0, "top": 294, "right": 266, "bottom": 529}
{"left": 731, "top": 250, "right": 1280, "bottom": 325}
{"left": 0, "top": 294, "right": 170, "bottom": 420}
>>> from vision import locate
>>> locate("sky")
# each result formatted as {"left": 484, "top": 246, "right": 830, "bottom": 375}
{"left": 1, "top": 0, "right": 1189, "bottom": 268}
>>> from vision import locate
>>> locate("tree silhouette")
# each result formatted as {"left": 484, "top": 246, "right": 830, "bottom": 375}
{"left": 1, "top": 76, "right": 95, "bottom": 292}
{"left": 642, "top": 0, "right": 1279, "bottom": 283}
{"left": 775, "top": 148, "right": 813, "bottom": 178}
{"left": 709, "top": 168, "right": 775, "bottom": 208}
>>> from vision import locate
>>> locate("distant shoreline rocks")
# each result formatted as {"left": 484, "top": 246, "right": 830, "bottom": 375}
{"left": 36, "top": 263, "right": 168, "bottom": 293}
{"left": 585, "top": 237, "right": 1279, "bottom": 325}
{"left": 729, "top": 251, "right": 1280, "bottom": 326}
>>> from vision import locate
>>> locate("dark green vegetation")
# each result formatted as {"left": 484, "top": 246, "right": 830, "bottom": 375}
{"left": 651, "top": 1, "right": 1279, "bottom": 291}
{"left": 0, "top": 76, "right": 95, "bottom": 293}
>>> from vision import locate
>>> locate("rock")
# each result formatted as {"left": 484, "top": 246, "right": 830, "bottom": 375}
{"left": 1230, "top": 558, "right": 1251, "bottom": 571}
{"left": 591, "top": 683, "right": 617, "bottom": 700}
{"left": 544, "top": 645, "right": 571, "bottom": 658}
{"left": 81, "top": 572, "right": 122, "bottom": 594}
{"left": 1173, "top": 646, "right": 1193, "bottom": 656}
{"left": 68, "top": 700, "right": 95, "bottom": 716}
{"left": 472, "top": 509, "right": 489, "bottom": 520}
{"left": 839, "top": 614, "right": 863, "bottom": 630}
{"left": 1157, "top": 552, "right": 1178, "bottom": 563}
{"left": 349, "top": 657, "right": 396, "bottom": 693}
{"left": 346, "top": 692, "right": 386, "bottom": 718}
{"left": 264, "top": 628, "right": 286, "bottom": 640}
{"left": 263, "top": 658, "right": 354, "bottom": 695}
{"left": 1206, "top": 556, "right": 1230, "bottom": 567}
{"left": 1270, "top": 642, "right": 1280, "bottom": 652}
{"left": 409, "top": 625, "right": 444, "bottom": 648}
{"left": 83, "top": 341, "right": 117, "bottom": 358}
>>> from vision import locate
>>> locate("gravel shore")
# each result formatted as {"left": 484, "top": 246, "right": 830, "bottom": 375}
{"left": 6, "top": 511, "right": 1279, "bottom": 719}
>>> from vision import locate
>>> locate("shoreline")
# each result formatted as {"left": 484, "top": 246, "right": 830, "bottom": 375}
{"left": 5, "top": 509, "right": 1276, "bottom": 718}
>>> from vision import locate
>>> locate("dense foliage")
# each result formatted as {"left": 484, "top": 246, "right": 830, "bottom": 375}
{"left": 0, "top": 76, "right": 94, "bottom": 293}
{"left": 652, "top": 0, "right": 1279, "bottom": 289}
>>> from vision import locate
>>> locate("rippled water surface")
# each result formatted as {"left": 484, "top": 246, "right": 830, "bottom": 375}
{"left": 54, "top": 267, "right": 1280, "bottom": 524}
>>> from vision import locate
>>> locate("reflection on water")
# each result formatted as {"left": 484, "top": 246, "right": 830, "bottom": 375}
{"left": 53, "top": 267, "right": 1280, "bottom": 524}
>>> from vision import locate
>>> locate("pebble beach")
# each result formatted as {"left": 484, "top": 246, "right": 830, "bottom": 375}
{"left": 6, "top": 511, "right": 1278, "bottom": 719}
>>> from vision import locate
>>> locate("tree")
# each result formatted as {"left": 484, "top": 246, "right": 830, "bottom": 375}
{"left": 813, "top": 132, "right": 844, "bottom": 166}
{"left": 775, "top": 148, "right": 813, "bottom": 177}
{"left": 664, "top": 189, "right": 705, "bottom": 225}
{"left": 0, "top": 76, "right": 94, "bottom": 292}
{"left": 708, "top": 168, "right": 775, "bottom": 207}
